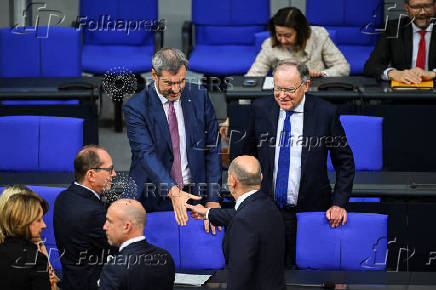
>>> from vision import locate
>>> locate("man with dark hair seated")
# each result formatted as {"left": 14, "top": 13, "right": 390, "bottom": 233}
{"left": 99, "top": 199, "right": 175, "bottom": 290}
{"left": 364, "top": 0, "right": 436, "bottom": 83}
{"left": 54, "top": 145, "right": 118, "bottom": 290}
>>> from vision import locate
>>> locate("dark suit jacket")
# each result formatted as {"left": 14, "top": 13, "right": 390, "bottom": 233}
{"left": 209, "top": 191, "right": 285, "bottom": 290}
{"left": 243, "top": 95, "right": 355, "bottom": 212}
{"left": 53, "top": 183, "right": 117, "bottom": 290}
{"left": 364, "top": 18, "right": 436, "bottom": 79}
{"left": 0, "top": 237, "right": 51, "bottom": 290}
{"left": 124, "top": 83, "right": 221, "bottom": 212}
{"left": 99, "top": 239, "right": 175, "bottom": 290}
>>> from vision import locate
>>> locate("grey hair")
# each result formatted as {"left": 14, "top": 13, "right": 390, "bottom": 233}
{"left": 152, "top": 48, "right": 189, "bottom": 77}
{"left": 273, "top": 59, "right": 310, "bottom": 83}
{"left": 228, "top": 158, "right": 262, "bottom": 187}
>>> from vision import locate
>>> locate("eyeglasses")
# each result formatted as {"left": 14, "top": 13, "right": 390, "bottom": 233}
{"left": 274, "top": 82, "right": 304, "bottom": 94}
{"left": 407, "top": 3, "right": 434, "bottom": 11}
{"left": 92, "top": 166, "right": 115, "bottom": 174}
{"left": 159, "top": 77, "right": 186, "bottom": 87}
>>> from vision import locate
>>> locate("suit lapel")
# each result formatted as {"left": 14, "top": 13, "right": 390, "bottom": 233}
{"left": 428, "top": 23, "right": 436, "bottom": 69}
{"left": 147, "top": 84, "right": 173, "bottom": 154}
{"left": 180, "top": 91, "right": 193, "bottom": 149}
{"left": 403, "top": 21, "right": 413, "bottom": 68}
{"left": 301, "top": 96, "right": 315, "bottom": 176}
{"left": 268, "top": 98, "right": 280, "bottom": 162}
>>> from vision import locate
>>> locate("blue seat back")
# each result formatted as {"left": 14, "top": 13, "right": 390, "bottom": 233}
{"left": 296, "top": 212, "right": 387, "bottom": 270}
{"left": 306, "top": 0, "right": 384, "bottom": 74}
{"left": 0, "top": 116, "right": 83, "bottom": 172}
{"left": 144, "top": 211, "right": 225, "bottom": 270}
{"left": 0, "top": 27, "right": 81, "bottom": 77}
{"left": 80, "top": 0, "right": 157, "bottom": 46}
{"left": 144, "top": 211, "right": 181, "bottom": 269}
{"left": 328, "top": 115, "right": 383, "bottom": 171}
{"left": 193, "top": 0, "right": 269, "bottom": 45}
{"left": 180, "top": 219, "right": 225, "bottom": 270}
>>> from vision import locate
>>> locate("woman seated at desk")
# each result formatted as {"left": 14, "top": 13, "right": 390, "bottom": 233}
{"left": 246, "top": 7, "right": 350, "bottom": 77}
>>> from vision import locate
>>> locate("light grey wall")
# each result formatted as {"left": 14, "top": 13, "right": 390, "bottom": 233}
{"left": 1, "top": 0, "right": 9, "bottom": 27}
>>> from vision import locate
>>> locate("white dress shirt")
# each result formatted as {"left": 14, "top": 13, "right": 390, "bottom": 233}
{"left": 119, "top": 236, "right": 146, "bottom": 252}
{"left": 74, "top": 181, "right": 100, "bottom": 200}
{"left": 383, "top": 23, "right": 434, "bottom": 79}
{"left": 155, "top": 84, "right": 192, "bottom": 185}
{"left": 272, "top": 96, "right": 305, "bottom": 206}
{"left": 205, "top": 189, "right": 257, "bottom": 219}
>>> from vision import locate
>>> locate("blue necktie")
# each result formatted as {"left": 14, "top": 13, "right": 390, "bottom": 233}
{"left": 275, "top": 111, "right": 293, "bottom": 208}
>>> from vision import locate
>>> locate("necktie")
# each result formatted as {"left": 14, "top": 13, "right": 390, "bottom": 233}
{"left": 416, "top": 30, "right": 427, "bottom": 70}
{"left": 168, "top": 101, "right": 184, "bottom": 188}
{"left": 275, "top": 111, "right": 293, "bottom": 208}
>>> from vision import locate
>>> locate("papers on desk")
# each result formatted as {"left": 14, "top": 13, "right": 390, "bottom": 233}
{"left": 391, "top": 80, "right": 434, "bottom": 90}
{"left": 262, "top": 76, "right": 274, "bottom": 90}
{"left": 174, "top": 273, "right": 211, "bottom": 287}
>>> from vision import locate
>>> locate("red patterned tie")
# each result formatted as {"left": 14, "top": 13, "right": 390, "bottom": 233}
{"left": 416, "top": 30, "right": 427, "bottom": 70}
{"left": 168, "top": 101, "right": 184, "bottom": 189}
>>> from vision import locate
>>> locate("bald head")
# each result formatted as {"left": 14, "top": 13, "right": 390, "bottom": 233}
{"left": 111, "top": 199, "right": 146, "bottom": 229}
{"left": 228, "top": 156, "right": 262, "bottom": 187}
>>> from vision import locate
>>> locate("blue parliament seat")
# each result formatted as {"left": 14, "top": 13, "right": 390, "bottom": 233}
{"left": 180, "top": 218, "right": 225, "bottom": 270}
{"left": 328, "top": 115, "right": 383, "bottom": 171}
{"left": 145, "top": 211, "right": 225, "bottom": 270}
{"left": 0, "top": 26, "right": 81, "bottom": 105}
{"left": 79, "top": 0, "right": 160, "bottom": 74}
{"left": 0, "top": 116, "right": 83, "bottom": 172}
{"left": 296, "top": 212, "right": 387, "bottom": 270}
{"left": 184, "top": 0, "right": 270, "bottom": 76}
{"left": 306, "top": 0, "right": 384, "bottom": 75}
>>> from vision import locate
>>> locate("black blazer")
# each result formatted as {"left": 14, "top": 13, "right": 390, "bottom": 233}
{"left": 0, "top": 237, "right": 51, "bottom": 290}
{"left": 209, "top": 191, "right": 285, "bottom": 290}
{"left": 53, "top": 183, "right": 117, "bottom": 290}
{"left": 243, "top": 95, "right": 355, "bottom": 212}
{"left": 364, "top": 18, "right": 436, "bottom": 79}
{"left": 99, "top": 239, "right": 175, "bottom": 290}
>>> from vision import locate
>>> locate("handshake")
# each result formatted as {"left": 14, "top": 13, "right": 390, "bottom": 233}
{"left": 168, "top": 185, "right": 221, "bottom": 235}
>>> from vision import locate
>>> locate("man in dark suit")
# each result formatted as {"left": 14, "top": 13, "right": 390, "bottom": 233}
{"left": 364, "top": 0, "right": 436, "bottom": 83}
{"left": 242, "top": 60, "right": 355, "bottom": 267}
{"left": 54, "top": 145, "right": 118, "bottom": 290}
{"left": 187, "top": 156, "right": 285, "bottom": 290}
{"left": 124, "top": 48, "right": 222, "bottom": 233}
{"left": 99, "top": 199, "right": 175, "bottom": 290}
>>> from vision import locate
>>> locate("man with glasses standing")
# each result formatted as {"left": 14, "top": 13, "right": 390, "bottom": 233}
{"left": 124, "top": 48, "right": 222, "bottom": 234}
{"left": 365, "top": 0, "right": 436, "bottom": 84}
{"left": 243, "top": 60, "right": 355, "bottom": 268}
{"left": 54, "top": 145, "right": 118, "bottom": 290}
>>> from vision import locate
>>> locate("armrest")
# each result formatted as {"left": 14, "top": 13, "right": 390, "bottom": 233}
{"left": 182, "top": 20, "right": 193, "bottom": 57}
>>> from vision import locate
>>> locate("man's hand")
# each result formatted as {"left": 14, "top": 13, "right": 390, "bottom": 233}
{"left": 309, "top": 70, "right": 325, "bottom": 78}
{"left": 169, "top": 185, "right": 202, "bottom": 226}
{"left": 185, "top": 203, "right": 208, "bottom": 219}
{"left": 325, "top": 206, "right": 347, "bottom": 228}
{"left": 387, "top": 69, "right": 422, "bottom": 84}
{"left": 204, "top": 202, "right": 222, "bottom": 235}
{"left": 409, "top": 67, "right": 436, "bottom": 81}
